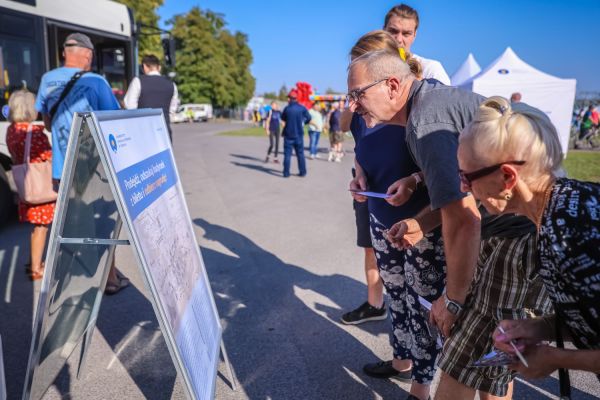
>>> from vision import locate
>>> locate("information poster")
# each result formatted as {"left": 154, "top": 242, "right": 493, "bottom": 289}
{"left": 95, "top": 111, "right": 221, "bottom": 400}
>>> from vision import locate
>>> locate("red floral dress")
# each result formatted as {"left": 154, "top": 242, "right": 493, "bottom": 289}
{"left": 6, "top": 123, "right": 56, "bottom": 225}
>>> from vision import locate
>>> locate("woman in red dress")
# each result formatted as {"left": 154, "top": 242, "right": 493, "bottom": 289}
{"left": 6, "top": 89, "right": 55, "bottom": 280}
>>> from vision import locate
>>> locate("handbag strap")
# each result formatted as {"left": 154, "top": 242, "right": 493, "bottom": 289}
{"left": 555, "top": 312, "right": 572, "bottom": 399}
{"left": 23, "top": 124, "right": 33, "bottom": 164}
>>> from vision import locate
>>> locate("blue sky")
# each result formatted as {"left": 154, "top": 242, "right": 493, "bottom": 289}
{"left": 158, "top": 1, "right": 600, "bottom": 95}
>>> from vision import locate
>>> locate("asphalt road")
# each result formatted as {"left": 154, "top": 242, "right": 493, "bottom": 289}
{"left": 0, "top": 121, "right": 598, "bottom": 399}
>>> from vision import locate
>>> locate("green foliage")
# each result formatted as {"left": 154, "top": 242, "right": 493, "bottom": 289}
{"left": 117, "top": 0, "right": 164, "bottom": 61}
{"left": 278, "top": 84, "right": 288, "bottom": 101}
{"left": 263, "top": 92, "right": 278, "bottom": 100}
{"left": 325, "top": 87, "right": 340, "bottom": 94}
{"left": 169, "top": 7, "right": 255, "bottom": 107}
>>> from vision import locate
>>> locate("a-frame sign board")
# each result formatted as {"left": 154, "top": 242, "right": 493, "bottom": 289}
{"left": 22, "top": 109, "right": 231, "bottom": 400}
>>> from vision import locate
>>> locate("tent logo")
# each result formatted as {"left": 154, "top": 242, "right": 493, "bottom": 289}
{"left": 498, "top": 69, "right": 510, "bottom": 75}
{"left": 108, "top": 134, "right": 118, "bottom": 153}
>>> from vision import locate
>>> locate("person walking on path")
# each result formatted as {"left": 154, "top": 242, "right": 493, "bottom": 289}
{"left": 124, "top": 54, "right": 179, "bottom": 141}
{"left": 328, "top": 102, "right": 344, "bottom": 162}
{"left": 281, "top": 89, "right": 311, "bottom": 178}
{"left": 307, "top": 102, "right": 324, "bottom": 159}
{"left": 35, "top": 32, "right": 129, "bottom": 295}
{"left": 264, "top": 101, "right": 282, "bottom": 163}
{"left": 6, "top": 90, "right": 55, "bottom": 281}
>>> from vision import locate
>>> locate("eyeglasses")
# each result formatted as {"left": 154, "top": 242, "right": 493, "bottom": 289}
{"left": 459, "top": 160, "right": 526, "bottom": 188}
{"left": 346, "top": 78, "right": 388, "bottom": 104}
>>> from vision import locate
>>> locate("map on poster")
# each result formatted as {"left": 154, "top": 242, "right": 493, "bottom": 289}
{"left": 95, "top": 111, "right": 221, "bottom": 400}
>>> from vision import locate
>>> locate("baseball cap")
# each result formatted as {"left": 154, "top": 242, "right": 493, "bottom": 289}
{"left": 63, "top": 33, "right": 94, "bottom": 51}
{"left": 288, "top": 89, "right": 298, "bottom": 98}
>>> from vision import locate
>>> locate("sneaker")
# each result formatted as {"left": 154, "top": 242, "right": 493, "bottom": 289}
{"left": 363, "top": 360, "right": 412, "bottom": 382}
{"left": 273, "top": 158, "right": 280, "bottom": 164}
{"left": 328, "top": 152, "right": 334, "bottom": 162}
{"left": 264, "top": 156, "right": 270, "bottom": 163}
{"left": 340, "top": 301, "right": 387, "bottom": 325}
{"left": 334, "top": 156, "right": 342, "bottom": 163}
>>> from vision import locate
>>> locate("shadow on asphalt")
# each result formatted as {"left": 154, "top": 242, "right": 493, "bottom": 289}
{"left": 230, "top": 161, "right": 283, "bottom": 177}
{"left": 0, "top": 221, "right": 38, "bottom": 398}
{"left": 229, "top": 154, "right": 265, "bottom": 162}
{"left": 194, "top": 217, "right": 406, "bottom": 400}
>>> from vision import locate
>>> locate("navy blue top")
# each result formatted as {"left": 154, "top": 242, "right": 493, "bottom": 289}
{"left": 329, "top": 109, "right": 341, "bottom": 132}
{"left": 281, "top": 101, "right": 311, "bottom": 138}
{"left": 268, "top": 109, "right": 282, "bottom": 133}
{"left": 351, "top": 113, "right": 430, "bottom": 228}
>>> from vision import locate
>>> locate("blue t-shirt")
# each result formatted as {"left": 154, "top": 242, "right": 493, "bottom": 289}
{"left": 269, "top": 109, "right": 281, "bottom": 133}
{"left": 35, "top": 67, "right": 120, "bottom": 179}
{"left": 329, "top": 109, "right": 341, "bottom": 132}
{"left": 351, "top": 113, "right": 430, "bottom": 228}
{"left": 281, "top": 101, "right": 311, "bottom": 139}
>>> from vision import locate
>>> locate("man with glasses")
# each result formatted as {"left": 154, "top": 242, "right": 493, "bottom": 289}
{"left": 341, "top": 3, "right": 450, "bottom": 331}
{"left": 347, "top": 50, "right": 550, "bottom": 400}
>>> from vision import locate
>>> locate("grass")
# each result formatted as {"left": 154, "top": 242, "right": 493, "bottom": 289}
{"left": 219, "top": 125, "right": 336, "bottom": 138}
{"left": 564, "top": 151, "right": 600, "bottom": 182}
{"left": 218, "top": 126, "right": 267, "bottom": 136}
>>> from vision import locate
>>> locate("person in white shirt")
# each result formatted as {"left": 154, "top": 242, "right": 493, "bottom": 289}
{"left": 383, "top": 4, "right": 451, "bottom": 84}
{"left": 124, "top": 55, "right": 179, "bottom": 140}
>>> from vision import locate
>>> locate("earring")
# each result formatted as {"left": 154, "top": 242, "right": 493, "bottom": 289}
{"left": 504, "top": 192, "right": 512, "bottom": 200}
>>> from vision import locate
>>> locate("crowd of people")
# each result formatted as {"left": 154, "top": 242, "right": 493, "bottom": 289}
{"left": 337, "top": 4, "right": 599, "bottom": 400}
{"left": 5, "top": 33, "right": 178, "bottom": 295}
{"left": 3, "top": 5, "right": 599, "bottom": 400}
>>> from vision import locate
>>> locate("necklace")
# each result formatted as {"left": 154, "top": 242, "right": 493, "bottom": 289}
{"left": 535, "top": 180, "right": 555, "bottom": 230}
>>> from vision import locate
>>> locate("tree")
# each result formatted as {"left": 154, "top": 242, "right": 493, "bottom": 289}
{"left": 117, "top": 0, "right": 164, "bottom": 61}
{"left": 278, "top": 84, "right": 288, "bottom": 101}
{"left": 263, "top": 92, "right": 278, "bottom": 100}
{"left": 169, "top": 7, "right": 255, "bottom": 107}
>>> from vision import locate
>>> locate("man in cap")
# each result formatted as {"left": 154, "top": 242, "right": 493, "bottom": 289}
{"left": 280, "top": 89, "right": 311, "bottom": 177}
{"left": 35, "top": 32, "right": 128, "bottom": 295}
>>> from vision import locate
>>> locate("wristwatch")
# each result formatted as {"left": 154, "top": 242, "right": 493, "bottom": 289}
{"left": 443, "top": 292, "right": 463, "bottom": 315}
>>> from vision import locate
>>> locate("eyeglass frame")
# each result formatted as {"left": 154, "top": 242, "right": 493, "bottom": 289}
{"left": 346, "top": 77, "right": 388, "bottom": 104}
{"left": 459, "top": 160, "right": 526, "bottom": 188}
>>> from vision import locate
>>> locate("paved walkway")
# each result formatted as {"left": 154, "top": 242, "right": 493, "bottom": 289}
{"left": 0, "top": 122, "right": 598, "bottom": 399}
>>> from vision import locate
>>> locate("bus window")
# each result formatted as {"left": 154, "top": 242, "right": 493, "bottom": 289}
{"left": 0, "top": 8, "right": 44, "bottom": 121}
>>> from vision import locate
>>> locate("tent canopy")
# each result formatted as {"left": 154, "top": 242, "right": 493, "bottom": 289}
{"left": 458, "top": 47, "right": 576, "bottom": 154}
{"left": 450, "top": 53, "right": 481, "bottom": 86}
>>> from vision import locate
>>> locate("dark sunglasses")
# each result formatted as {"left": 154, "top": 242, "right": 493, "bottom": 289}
{"left": 459, "top": 160, "right": 526, "bottom": 187}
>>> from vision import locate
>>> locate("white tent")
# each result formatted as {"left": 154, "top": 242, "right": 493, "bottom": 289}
{"left": 451, "top": 53, "right": 481, "bottom": 86}
{"left": 458, "top": 47, "right": 576, "bottom": 154}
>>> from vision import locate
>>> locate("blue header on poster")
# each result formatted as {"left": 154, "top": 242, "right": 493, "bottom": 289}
{"left": 115, "top": 149, "right": 177, "bottom": 220}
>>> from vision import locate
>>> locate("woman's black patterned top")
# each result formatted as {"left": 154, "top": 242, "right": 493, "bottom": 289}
{"left": 538, "top": 178, "right": 600, "bottom": 373}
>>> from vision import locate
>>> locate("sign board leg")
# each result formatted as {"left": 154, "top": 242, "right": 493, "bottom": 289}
{"left": 220, "top": 340, "right": 237, "bottom": 391}
{"left": 0, "top": 335, "right": 6, "bottom": 400}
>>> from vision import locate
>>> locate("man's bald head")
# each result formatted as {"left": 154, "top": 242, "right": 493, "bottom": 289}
{"left": 63, "top": 45, "right": 93, "bottom": 70}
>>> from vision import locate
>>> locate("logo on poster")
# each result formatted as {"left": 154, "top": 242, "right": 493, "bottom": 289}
{"left": 109, "top": 134, "right": 118, "bottom": 152}
{"left": 498, "top": 69, "right": 509, "bottom": 75}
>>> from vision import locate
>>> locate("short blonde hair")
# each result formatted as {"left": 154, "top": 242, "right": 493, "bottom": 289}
{"left": 350, "top": 30, "right": 422, "bottom": 78}
{"left": 8, "top": 89, "right": 37, "bottom": 123}
{"left": 460, "top": 96, "right": 564, "bottom": 185}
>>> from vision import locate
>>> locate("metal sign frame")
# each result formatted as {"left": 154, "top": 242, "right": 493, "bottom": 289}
{"left": 22, "top": 110, "right": 234, "bottom": 399}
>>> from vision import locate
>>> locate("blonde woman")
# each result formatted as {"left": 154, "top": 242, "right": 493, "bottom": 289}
{"left": 457, "top": 96, "right": 600, "bottom": 381}
{"left": 6, "top": 90, "right": 55, "bottom": 280}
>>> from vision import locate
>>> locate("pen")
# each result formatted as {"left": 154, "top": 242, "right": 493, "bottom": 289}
{"left": 498, "top": 326, "right": 529, "bottom": 368}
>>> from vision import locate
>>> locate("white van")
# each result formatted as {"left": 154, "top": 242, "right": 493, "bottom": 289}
{"left": 174, "top": 103, "right": 213, "bottom": 122}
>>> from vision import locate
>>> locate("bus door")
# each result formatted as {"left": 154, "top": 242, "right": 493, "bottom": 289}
{"left": 46, "top": 23, "right": 134, "bottom": 104}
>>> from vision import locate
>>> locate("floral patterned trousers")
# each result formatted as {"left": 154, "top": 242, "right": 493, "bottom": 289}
{"left": 370, "top": 214, "right": 447, "bottom": 384}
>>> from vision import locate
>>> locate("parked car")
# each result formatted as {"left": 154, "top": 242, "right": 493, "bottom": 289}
{"left": 173, "top": 104, "right": 213, "bottom": 123}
